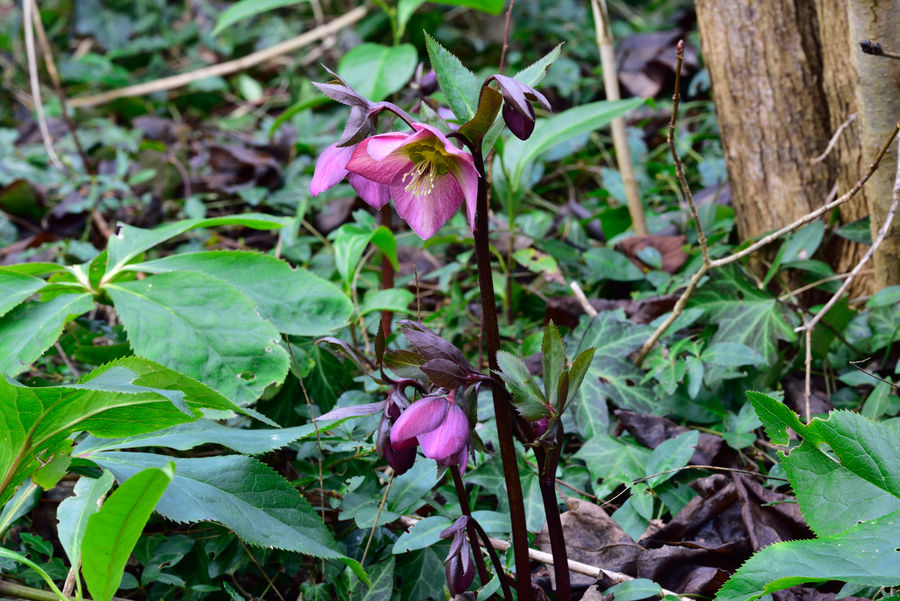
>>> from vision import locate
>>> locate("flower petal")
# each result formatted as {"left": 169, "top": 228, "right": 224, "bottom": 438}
{"left": 347, "top": 134, "right": 414, "bottom": 184}
{"left": 390, "top": 395, "right": 449, "bottom": 450}
{"left": 448, "top": 156, "right": 479, "bottom": 232}
{"left": 348, "top": 173, "right": 391, "bottom": 209}
{"left": 310, "top": 143, "right": 354, "bottom": 196}
{"left": 391, "top": 173, "right": 464, "bottom": 239}
{"left": 419, "top": 403, "right": 468, "bottom": 461}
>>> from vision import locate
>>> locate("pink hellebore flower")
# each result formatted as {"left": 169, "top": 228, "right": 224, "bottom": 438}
{"left": 390, "top": 390, "right": 470, "bottom": 472}
{"left": 309, "top": 142, "right": 390, "bottom": 208}
{"left": 346, "top": 123, "right": 479, "bottom": 239}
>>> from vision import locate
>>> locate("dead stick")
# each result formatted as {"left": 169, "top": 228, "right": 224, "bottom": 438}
{"left": 68, "top": 7, "right": 367, "bottom": 108}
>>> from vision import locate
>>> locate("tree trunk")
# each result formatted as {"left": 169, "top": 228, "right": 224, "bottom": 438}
{"left": 695, "top": 0, "right": 835, "bottom": 246}
{"left": 847, "top": 0, "right": 900, "bottom": 288}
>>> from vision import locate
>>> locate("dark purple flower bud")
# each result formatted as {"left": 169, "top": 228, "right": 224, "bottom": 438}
{"left": 486, "top": 73, "right": 552, "bottom": 140}
{"left": 533, "top": 418, "right": 549, "bottom": 437}
{"left": 400, "top": 321, "right": 475, "bottom": 372}
{"left": 384, "top": 439, "right": 417, "bottom": 475}
{"left": 420, "top": 70, "right": 438, "bottom": 95}
{"left": 440, "top": 516, "right": 475, "bottom": 596}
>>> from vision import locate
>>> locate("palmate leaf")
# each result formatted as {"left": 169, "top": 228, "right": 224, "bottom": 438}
{"left": 748, "top": 392, "right": 900, "bottom": 536}
{"left": 126, "top": 250, "right": 352, "bottom": 337}
{"left": 106, "top": 271, "right": 289, "bottom": 405}
{"left": 88, "top": 452, "right": 366, "bottom": 581}
{"left": 689, "top": 265, "right": 797, "bottom": 365}
{"left": 713, "top": 510, "right": 900, "bottom": 601}
{"left": 0, "top": 357, "right": 242, "bottom": 506}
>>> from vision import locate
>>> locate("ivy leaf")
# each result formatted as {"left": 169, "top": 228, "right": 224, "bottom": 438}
{"left": 126, "top": 251, "right": 352, "bottom": 337}
{"left": 689, "top": 265, "right": 797, "bottom": 365}
{"left": 82, "top": 464, "right": 173, "bottom": 601}
{"left": 713, "top": 511, "right": 900, "bottom": 601}
{"left": 397, "top": 547, "right": 445, "bottom": 601}
{"left": 106, "top": 271, "right": 289, "bottom": 405}
{"left": 392, "top": 516, "right": 451, "bottom": 554}
{"left": 88, "top": 452, "right": 367, "bottom": 583}
{"left": 644, "top": 430, "right": 698, "bottom": 488}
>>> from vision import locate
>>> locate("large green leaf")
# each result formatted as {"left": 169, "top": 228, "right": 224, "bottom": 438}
{"left": 0, "top": 268, "right": 45, "bottom": 318}
{"left": 74, "top": 418, "right": 338, "bottom": 455}
{"left": 126, "top": 251, "right": 352, "bottom": 337}
{"left": 82, "top": 464, "right": 173, "bottom": 601}
{"left": 212, "top": 0, "right": 310, "bottom": 35}
{"left": 689, "top": 265, "right": 797, "bottom": 365}
{"left": 748, "top": 392, "right": 900, "bottom": 536}
{"left": 424, "top": 32, "right": 481, "bottom": 122}
{"left": 499, "top": 98, "right": 646, "bottom": 196}
{"left": 392, "top": 516, "right": 451, "bottom": 554}
{"left": 88, "top": 452, "right": 364, "bottom": 579}
{"left": 56, "top": 471, "right": 115, "bottom": 568}
{"left": 103, "top": 213, "right": 289, "bottom": 283}
{"left": 644, "top": 430, "right": 698, "bottom": 487}
{"left": 106, "top": 271, "right": 289, "bottom": 405}
{"left": 397, "top": 547, "right": 445, "bottom": 601}
{"left": 714, "top": 511, "right": 900, "bottom": 601}
{"left": 339, "top": 43, "right": 418, "bottom": 102}
{"left": 0, "top": 357, "right": 244, "bottom": 506}
{"left": 569, "top": 312, "right": 656, "bottom": 437}
{"left": 0, "top": 293, "right": 94, "bottom": 376}
{"left": 573, "top": 434, "right": 651, "bottom": 498}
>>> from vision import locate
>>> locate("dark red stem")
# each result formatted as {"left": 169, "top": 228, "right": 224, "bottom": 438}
{"left": 379, "top": 206, "right": 395, "bottom": 337}
{"left": 534, "top": 431, "right": 570, "bottom": 600}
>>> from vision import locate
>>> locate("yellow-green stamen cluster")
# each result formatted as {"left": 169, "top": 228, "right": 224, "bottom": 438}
{"left": 402, "top": 137, "right": 452, "bottom": 198}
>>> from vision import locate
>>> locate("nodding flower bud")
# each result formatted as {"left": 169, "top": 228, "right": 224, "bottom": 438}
{"left": 440, "top": 516, "right": 475, "bottom": 596}
{"left": 485, "top": 74, "right": 551, "bottom": 140}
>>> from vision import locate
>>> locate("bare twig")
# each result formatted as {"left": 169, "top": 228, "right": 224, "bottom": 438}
{"left": 810, "top": 113, "right": 857, "bottom": 165}
{"left": 53, "top": 341, "right": 80, "bottom": 379}
{"left": 797, "top": 128, "right": 900, "bottom": 418}
{"left": 22, "top": 0, "right": 63, "bottom": 170}
{"left": 397, "top": 516, "right": 692, "bottom": 601}
{"left": 569, "top": 281, "right": 598, "bottom": 317}
{"left": 0, "top": 579, "right": 132, "bottom": 601}
{"left": 28, "top": 0, "right": 89, "bottom": 171}
{"left": 498, "top": 0, "right": 515, "bottom": 73}
{"left": 68, "top": 7, "right": 368, "bottom": 108}
{"left": 590, "top": 0, "right": 647, "bottom": 235}
{"left": 859, "top": 40, "right": 900, "bottom": 61}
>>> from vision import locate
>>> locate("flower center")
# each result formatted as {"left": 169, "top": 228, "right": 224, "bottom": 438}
{"left": 401, "top": 138, "right": 453, "bottom": 198}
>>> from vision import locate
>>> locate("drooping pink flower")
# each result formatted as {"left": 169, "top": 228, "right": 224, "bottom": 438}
{"left": 309, "top": 142, "right": 390, "bottom": 208}
{"left": 345, "top": 123, "right": 479, "bottom": 239}
{"left": 390, "top": 390, "right": 470, "bottom": 472}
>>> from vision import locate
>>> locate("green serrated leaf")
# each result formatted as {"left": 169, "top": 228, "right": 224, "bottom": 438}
{"left": 541, "top": 322, "right": 566, "bottom": 409}
{"left": 689, "top": 265, "right": 797, "bottom": 365}
{"left": 0, "top": 357, "right": 238, "bottom": 507}
{"left": 103, "top": 213, "right": 288, "bottom": 283}
{"left": 56, "top": 471, "right": 115, "bottom": 567}
{"left": 82, "top": 464, "right": 173, "bottom": 601}
{"left": 126, "top": 251, "right": 352, "bottom": 337}
{"left": 714, "top": 511, "right": 900, "bottom": 601}
{"left": 746, "top": 391, "right": 805, "bottom": 446}
{"left": 496, "top": 350, "right": 548, "bottom": 419}
{"left": 424, "top": 32, "right": 481, "bottom": 122}
{"left": 0, "top": 293, "right": 94, "bottom": 376}
{"left": 88, "top": 452, "right": 365, "bottom": 582}
{"left": 106, "top": 271, "right": 289, "bottom": 405}
{"left": 0, "top": 268, "right": 46, "bottom": 319}
{"left": 644, "top": 431, "right": 698, "bottom": 487}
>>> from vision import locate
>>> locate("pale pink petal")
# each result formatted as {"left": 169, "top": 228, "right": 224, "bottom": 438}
{"left": 390, "top": 396, "right": 449, "bottom": 450}
{"left": 449, "top": 158, "right": 479, "bottom": 232}
{"left": 391, "top": 174, "right": 464, "bottom": 239}
{"left": 347, "top": 139, "right": 414, "bottom": 185}
{"left": 310, "top": 143, "right": 354, "bottom": 196}
{"left": 419, "top": 403, "right": 468, "bottom": 461}
{"left": 348, "top": 174, "right": 391, "bottom": 209}
{"left": 365, "top": 132, "right": 413, "bottom": 161}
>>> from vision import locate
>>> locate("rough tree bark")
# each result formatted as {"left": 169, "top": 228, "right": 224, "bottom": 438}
{"left": 696, "top": 0, "right": 900, "bottom": 289}
{"left": 847, "top": 0, "right": 900, "bottom": 287}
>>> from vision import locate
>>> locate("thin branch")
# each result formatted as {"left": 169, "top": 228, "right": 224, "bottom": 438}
{"left": 859, "top": 40, "right": 900, "bottom": 60}
{"left": 849, "top": 359, "right": 900, "bottom": 390}
{"left": 398, "top": 516, "right": 692, "bottom": 601}
{"left": 0, "top": 580, "right": 131, "bottom": 601}
{"left": 810, "top": 113, "right": 857, "bottom": 165}
{"left": 28, "top": 0, "right": 90, "bottom": 171}
{"left": 798, "top": 128, "right": 900, "bottom": 417}
{"left": 569, "top": 281, "right": 598, "bottom": 317}
{"left": 498, "top": 0, "right": 515, "bottom": 74}
{"left": 22, "top": 0, "right": 64, "bottom": 170}
{"left": 590, "top": 0, "right": 647, "bottom": 235}
{"left": 68, "top": 7, "right": 368, "bottom": 108}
